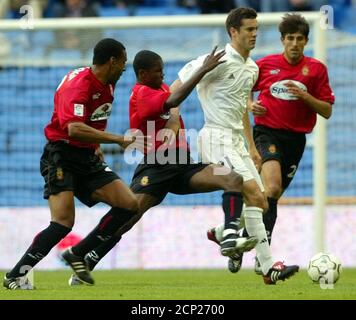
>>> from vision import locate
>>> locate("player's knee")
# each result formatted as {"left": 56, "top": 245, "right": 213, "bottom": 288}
{"left": 261, "top": 197, "right": 269, "bottom": 212}
{"left": 125, "top": 197, "right": 139, "bottom": 214}
{"left": 224, "top": 172, "right": 243, "bottom": 191}
{"left": 244, "top": 191, "right": 265, "bottom": 209}
{"left": 266, "top": 184, "right": 282, "bottom": 199}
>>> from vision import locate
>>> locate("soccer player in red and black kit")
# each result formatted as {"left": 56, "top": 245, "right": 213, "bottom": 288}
{"left": 3, "top": 38, "right": 148, "bottom": 289}
{"left": 249, "top": 14, "right": 334, "bottom": 273}
{"left": 66, "top": 48, "right": 262, "bottom": 286}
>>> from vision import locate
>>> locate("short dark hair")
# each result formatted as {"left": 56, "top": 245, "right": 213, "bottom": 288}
{"left": 225, "top": 7, "right": 257, "bottom": 37}
{"left": 92, "top": 38, "right": 126, "bottom": 65}
{"left": 279, "top": 13, "right": 309, "bottom": 39}
{"left": 133, "top": 50, "right": 162, "bottom": 77}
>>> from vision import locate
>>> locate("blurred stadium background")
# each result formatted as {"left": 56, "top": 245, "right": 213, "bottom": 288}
{"left": 0, "top": 0, "right": 355, "bottom": 271}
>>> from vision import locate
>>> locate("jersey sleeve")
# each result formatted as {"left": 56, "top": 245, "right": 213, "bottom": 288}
{"left": 136, "top": 86, "right": 171, "bottom": 120}
{"left": 178, "top": 54, "right": 220, "bottom": 84}
{"left": 252, "top": 58, "right": 263, "bottom": 92}
{"left": 56, "top": 79, "right": 91, "bottom": 129}
{"left": 311, "top": 63, "right": 335, "bottom": 104}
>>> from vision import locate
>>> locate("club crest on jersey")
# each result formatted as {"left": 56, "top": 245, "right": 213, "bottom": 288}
{"left": 270, "top": 80, "right": 307, "bottom": 100}
{"left": 302, "top": 65, "right": 309, "bottom": 76}
{"left": 140, "top": 176, "right": 149, "bottom": 186}
{"left": 90, "top": 103, "right": 112, "bottom": 121}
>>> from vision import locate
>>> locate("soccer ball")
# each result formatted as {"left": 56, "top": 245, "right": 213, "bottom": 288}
{"left": 307, "top": 252, "right": 342, "bottom": 284}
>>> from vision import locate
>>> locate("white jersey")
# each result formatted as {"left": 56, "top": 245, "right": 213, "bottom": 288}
{"left": 179, "top": 44, "right": 263, "bottom": 189}
{"left": 178, "top": 43, "right": 259, "bottom": 130}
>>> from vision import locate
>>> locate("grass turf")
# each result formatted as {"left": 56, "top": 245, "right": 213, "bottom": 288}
{"left": 1, "top": 269, "right": 355, "bottom": 300}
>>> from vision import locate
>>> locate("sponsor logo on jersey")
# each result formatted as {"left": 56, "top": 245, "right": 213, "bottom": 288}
{"left": 90, "top": 103, "right": 112, "bottom": 121}
{"left": 140, "top": 176, "right": 149, "bottom": 186}
{"left": 269, "top": 69, "right": 280, "bottom": 75}
{"left": 270, "top": 80, "right": 307, "bottom": 100}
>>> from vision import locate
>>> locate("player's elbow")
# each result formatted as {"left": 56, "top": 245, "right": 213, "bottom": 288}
{"left": 67, "top": 122, "right": 82, "bottom": 138}
{"left": 323, "top": 106, "right": 332, "bottom": 119}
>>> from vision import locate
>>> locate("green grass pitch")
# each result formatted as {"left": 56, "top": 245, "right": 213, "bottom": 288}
{"left": 1, "top": 269, "right": 355, "bottom": 300}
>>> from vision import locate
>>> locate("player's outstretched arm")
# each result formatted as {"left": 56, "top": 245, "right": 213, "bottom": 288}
{"left": 67, "top": 122, "right": 150, "bottom": 151}
{"left": 164, "top": 46, "right": 226, "bottom": 110}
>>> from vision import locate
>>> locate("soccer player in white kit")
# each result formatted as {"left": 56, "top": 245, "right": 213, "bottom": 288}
{"left": 174, "top": 8, "right": 299, "bottom": 284}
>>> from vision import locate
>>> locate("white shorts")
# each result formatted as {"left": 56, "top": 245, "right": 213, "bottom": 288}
{"left": 198, "top": 126, "right": 264, "bottom": 192}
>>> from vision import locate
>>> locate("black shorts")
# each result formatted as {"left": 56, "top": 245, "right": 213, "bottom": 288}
{"left": 130, "top": 150, "right": 208, "bottom": 204}
{"left": 253, "top": 125, "right": 306, "bottom": 190}
{"left": 40, "top": 141, "right": 119, "bottom": 207}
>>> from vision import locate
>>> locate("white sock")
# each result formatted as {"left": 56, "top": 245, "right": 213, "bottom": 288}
{"left": 244, "top": 207, "right": 274, "bottom": 275}
{"left": 214, "top": 223, "right": 224, "bottom": 242}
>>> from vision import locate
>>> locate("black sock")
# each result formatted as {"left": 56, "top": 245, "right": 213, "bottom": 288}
{"left": 7, "top": 222, "right": 71, "bottom": 278}
{"left": 85, "top": 235, "right": 122, "bottom": 271}
{"left": 72, "top": 207, "right": 135, "bottom": 257}
{"left": 222, "top": 191, "right": 243, "bottom": 231}
{"left": 263, "top": 197, "right": 278, "bottom": 244}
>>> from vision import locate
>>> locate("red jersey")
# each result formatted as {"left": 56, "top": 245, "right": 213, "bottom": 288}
{"left": 253, "top": 54, "right": 335, "bottom": 133}
{"left": 44, "top": 67, "right": 115, "bottom": 149}
{"left": 129, "top": 83, "right": 188, "bottom": 153}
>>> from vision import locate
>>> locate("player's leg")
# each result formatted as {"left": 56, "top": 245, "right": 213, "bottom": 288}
{"left": 253, "top": 125, "right": 284, "bottom": 245}
{"left": 64, "top": 179, "right": 139, "bottom": 284}
{"left": 260, "top": 159, "right": 283, "bottom": 243}
{"left": 4, "top": 143, "right": 76, "bottom": 290}
{"left": 187, "top": 164, "right": 253, "bottom": 256}
{"left": 82, "top": 193, "right": 160, "bottom": 272}
{"left": 4, "top": 191, "right": 74, "bottom": 290}
{"left": 241, "top": 178, "right": 299, "bottom": 284}
{"left": 68, "top": 163, "right": 169, "bottom": 284}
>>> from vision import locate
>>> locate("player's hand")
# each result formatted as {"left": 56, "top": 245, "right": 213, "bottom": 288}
{"left": 158, "top": 128, "right": 177, "bottom": 149}
{"left": 95, "top": 147, "right": 105, "bottom": 162}
{"left": 249, "top": 147, "right": 262, "bottom": 172}
{"left": 201, "top": 46, "right": 226, "bottom": 73}
{"left": 121, "top": 130, "right": 152, "bottom": 153}
{"left": 250, "top": 100, "right": 267, "bottom": 116}
{"left": 285, "top": 81, "right": 307, "bottom": 100}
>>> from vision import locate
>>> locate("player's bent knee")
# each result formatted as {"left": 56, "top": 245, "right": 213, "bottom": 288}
{"left": 224, "top": 172, "right": 243, "bottom": 191}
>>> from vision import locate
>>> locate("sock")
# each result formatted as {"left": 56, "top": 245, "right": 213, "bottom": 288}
{"left": 213, "top": 223, "right": 224, "bottom": 242}
{"left": 222, "top": 192, "right": 243, "bottom": 236}
{"left": 263, "top": 197, "right": 278, "bottom": 244}
{"left": 72, "top": 207, "right": 135, "bottom": 257}
{"left": 243, "top": 207, "right": 274, "bottom": 275}
{"left": 7, "top": 222, "right": 71, "bottom": 278}
{"left": 85, "top": 235, "right": 122, "bottom": 271}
